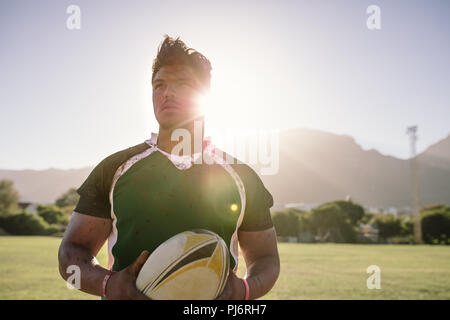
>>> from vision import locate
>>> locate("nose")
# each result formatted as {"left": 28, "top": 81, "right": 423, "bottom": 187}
{"left": 163, "top": 84, "right": 176, "bottom": 98}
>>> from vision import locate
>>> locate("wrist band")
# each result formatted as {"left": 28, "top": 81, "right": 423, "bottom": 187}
{"left": 102, "top": 270, "right": 115, "bottom": 298}
{"left": 241, "top": 278, "right": 250, "bottom": 300}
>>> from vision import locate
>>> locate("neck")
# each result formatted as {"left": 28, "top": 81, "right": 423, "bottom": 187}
{"left": 157, "top": 120, "right": 205, "bottom": 156}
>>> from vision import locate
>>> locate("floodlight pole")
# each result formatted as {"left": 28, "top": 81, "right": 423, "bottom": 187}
{"left": 406, "top": 125, "right": 422, "bottom": 244}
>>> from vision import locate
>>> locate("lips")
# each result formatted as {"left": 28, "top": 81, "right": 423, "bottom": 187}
{"left": 163, "top": 105, "right": 178, "bottom": 110}
{"left": 161, "top": 102, "right": 180, "bottom": 111}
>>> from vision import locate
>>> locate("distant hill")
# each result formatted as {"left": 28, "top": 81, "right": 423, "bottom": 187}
{"left": 1, "top": 128, "right": 449, "bottom": 207}
{"left": 0, "top": 167, "right": 92, "bottom": 204}
{"left": 417, "top": 132, "right": 450, "bottom": 170}
{"left": 251, "top": 128, "right": 450, "bottom": 208}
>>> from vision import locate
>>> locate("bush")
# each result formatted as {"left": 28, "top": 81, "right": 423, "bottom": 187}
{"left": 0, "top": 210, "right": 60, "bottom": 235}
{"left": 373, "top": 214, "right": 403, "bottom": 241}
{"left": 400, "top": 218, "right": 414, "bottom": 237}
{"left": 44, "top": 224, "right": 61, "bottom": 236}
{"left": 421, "top": 207, "right": 450, "bottom": 245}
{"left": 37, "top": 204, "right": 69, "bottom": 225}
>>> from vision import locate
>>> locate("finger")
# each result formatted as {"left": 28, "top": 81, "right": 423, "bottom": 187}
{"left": 130, "top": 250, "right": 150, "bottom": 276}
{"left": 215, "top": 293, "right": 225, "bottom": 300}
{"left": 216, "top": 283, "right": 231, "bottom": 300}
{"left": 216, "top": 269, "right": 235, "bottom": 300}
{"left": 216, "top": 290, "right": 230, "bottom": 300}
{"left": 131, "top": 288, "right": 151, "bottom": 300}
{"left": 228, "top": 269, "right": 237, "bottom": 279}
{"left": 126, "top": 283, "right": 151, "bottom": 300}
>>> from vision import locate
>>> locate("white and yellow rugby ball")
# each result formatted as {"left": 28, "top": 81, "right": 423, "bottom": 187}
{"left": 136, "top": 229, "right": 230, "bottom": 300}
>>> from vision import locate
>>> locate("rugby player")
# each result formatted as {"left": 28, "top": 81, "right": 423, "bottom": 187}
{"left": 58, "top": 35, "right": 280, "bottom": 300}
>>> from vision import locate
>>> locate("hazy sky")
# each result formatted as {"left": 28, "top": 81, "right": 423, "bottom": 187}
{"left": 1, "top": 0, "right": 449, "bottom": 170}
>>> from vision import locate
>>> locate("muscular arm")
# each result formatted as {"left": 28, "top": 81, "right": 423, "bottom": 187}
{"left": 58, "top": 212, "right": 112, "bottom": 296}
{"left": 238, "top": 226, "right": 280, "bottom": 300}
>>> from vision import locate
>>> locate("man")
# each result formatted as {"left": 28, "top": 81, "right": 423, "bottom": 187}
{"left": 58, "top": 35, "right": 280, "bottom": 300}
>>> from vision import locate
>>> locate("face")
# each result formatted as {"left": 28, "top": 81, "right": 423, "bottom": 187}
{"left": 152, "top": 64, "right": 205, "bottom": 130}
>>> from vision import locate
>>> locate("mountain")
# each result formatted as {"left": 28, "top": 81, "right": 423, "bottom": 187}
{"left": 251, "top": 128, "right": 450, "bottom": 208}
{"left": 0, "top": 167, "right": 92, "bottom": 204}
{"left": 1, "top": 128, "right": 449, "bottom": 207}
{"left": 417, "top": 132, "right": 450, "bottom": 170}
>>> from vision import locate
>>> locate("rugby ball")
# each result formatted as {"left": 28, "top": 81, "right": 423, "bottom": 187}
{"left": 136, "top": 229, "right": 230, "bottom": 300}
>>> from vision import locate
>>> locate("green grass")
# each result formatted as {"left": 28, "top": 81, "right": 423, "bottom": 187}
{"left": 0, "top": 236, "right": 108, "bottom": 299}
{"left": 0, "top": 236, "right": 449, "bottom": 300}
{"left": 256, "top": 243, "right": 450, "bottom": 300}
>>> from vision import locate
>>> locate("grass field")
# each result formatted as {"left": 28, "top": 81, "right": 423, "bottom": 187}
{"left": 0, "top": 236, "right": 449, "bottom": 300}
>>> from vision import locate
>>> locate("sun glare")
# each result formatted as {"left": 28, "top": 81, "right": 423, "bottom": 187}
{"left": 201, "top": 69, "right": 278, "bottom": 135}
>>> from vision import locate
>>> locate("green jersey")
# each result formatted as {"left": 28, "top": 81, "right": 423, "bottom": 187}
{"left": 74, "top": 132, "right": 274, "bottom": 273}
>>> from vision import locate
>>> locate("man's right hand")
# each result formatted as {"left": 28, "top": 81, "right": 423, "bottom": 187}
{"left": 105, "top": 250, "right": 151, "bottom": 300}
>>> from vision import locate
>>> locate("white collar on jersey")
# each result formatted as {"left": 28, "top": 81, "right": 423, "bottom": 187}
{"left": 145, "top": 132, "right": 213, "bottom": 170}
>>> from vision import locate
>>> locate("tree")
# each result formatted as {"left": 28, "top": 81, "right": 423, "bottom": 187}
{"left": 332, "top": 200, "right": 365, "bottom": 225}
{"left": 309, "top": 203, "right": 357, "bottom": 243}
{"left": 271, "top": 209, "right": 301, "bottom": 237}
{"left": 0, "top": 179, "right": 20, "bottom": 216}
{"left": 360, "top": 212, "right": 375, "bottom": 224}
{"left": 55, "top": 188, "right": 80, "bottom": 207}
{"left": 420, "top": 203, "right": 446, "bottom": 213}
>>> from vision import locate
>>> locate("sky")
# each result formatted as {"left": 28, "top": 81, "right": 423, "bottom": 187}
{"left": 0, "top": 0, "right": 449, "bottom": 170}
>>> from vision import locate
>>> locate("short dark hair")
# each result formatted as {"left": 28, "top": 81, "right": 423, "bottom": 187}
{"left": 151, "top": 34, "right": 212, "bottom": 92}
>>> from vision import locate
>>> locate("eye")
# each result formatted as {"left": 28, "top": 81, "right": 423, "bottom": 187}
{"left": 179, "top": 79, "right": 192, "bottom": 86}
